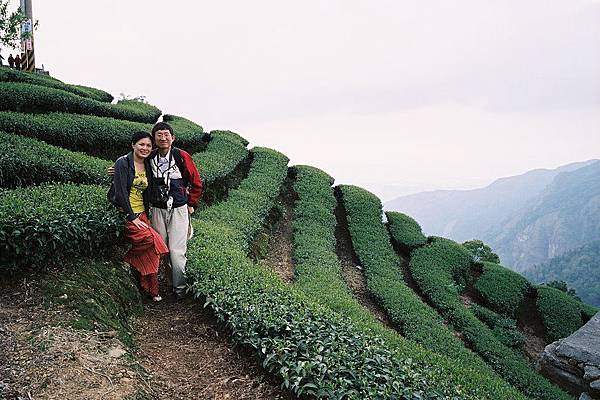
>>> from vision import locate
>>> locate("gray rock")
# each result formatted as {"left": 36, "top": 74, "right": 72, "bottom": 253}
{"left": 585, "top": 366, "right": 600, "bottom": 382}
{"left": 538, "top": 342, "right": 588, "bottom": 395}
{"left": 591, "top": 379, "right": 600, "bottom": 390}
{"left": 556, "top": 313, "right": 600, "bottom": 366}
{"left": 579, "top": 393, "right": 593, "bottom": 400}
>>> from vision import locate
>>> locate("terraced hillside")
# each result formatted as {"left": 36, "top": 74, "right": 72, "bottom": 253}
{"left": 0, "top": 69, "right": 596, "bottom": 399}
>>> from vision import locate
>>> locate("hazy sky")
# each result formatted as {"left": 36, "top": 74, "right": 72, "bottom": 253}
{"left": 5, "top": 0, "right": 600, "bottom": 200}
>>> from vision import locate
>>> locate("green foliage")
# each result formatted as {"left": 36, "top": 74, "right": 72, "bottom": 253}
{"left": 200, "top": 147, "right": 289, "bottom": 251}
{"left": 525, "top": 240, "right": 600, "bottom": 308}
{"left": 0, "top": 1, "right": 26, "bottom": 48}
{"left": 293, "top": 169, "right": 523, "bottom": 399}
{"left": 45, "top": 259, "right": 143, "bottom": 346}
{"left": 386, "top": 211, "right": 428, "bottom": 250}
{"left": 0, "top": 183, "right": 122, "bottom": 269}
{"left": 0, "top": 111, "right": 150, "bottom": 160}
{"left": 543, "top": 280, "right": 580, "bottom": 300}
{"left": 474, "top": 262, "right": 531, "bottom": 317}
{"left": 471, "top": 305, "right": 525, "bottom": 349}
{"left": 0, "top": 68, "right": 113, "bottom": 102}
{"left": 0, "top": 82, "right": 160, "bottom": 123}
{"left": 536, "top": 285, "right": 584, "bottom": 342}
{"left": 194, "top": 131, "right": 248, "bottom": 185}
{"left": 463, "top": 239, "right": 501, "bottom": 263}
{"left": 0, "top": 131, "right": 110, "bottom": 188}
{"left": 68, "top": 84, "right": 114, "bottom": 102}
{"left": 409, "top": 241, "right": 572, "bottom": 400}
{"left": 210, "top": 130, "right": 249, "bottom": 146}
{"left": 339, "top": 186, "right": 491, "bottom": 371}
{"left": 185, "top": 161, "right": 520, "bottom": 399}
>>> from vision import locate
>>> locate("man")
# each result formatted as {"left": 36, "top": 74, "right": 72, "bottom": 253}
{"left": 14, "top": 54, "right": 21, "bottom": 70}
{"left": 148, "top": 122, "right": 203, "bottom": 300}
{"left": 8, "top": 54, "right": 15, "bottom": 69}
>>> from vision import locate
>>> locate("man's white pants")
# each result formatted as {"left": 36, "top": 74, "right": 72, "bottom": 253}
{"left": 151, "top": 205, "right": 191, "bottom": 296}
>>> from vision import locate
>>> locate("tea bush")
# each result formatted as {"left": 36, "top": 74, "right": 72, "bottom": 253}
{"left": 0, "top": 82, "right": 160, "bottom": 123}
{"left": 0, "top": 183, "right": 122, "bottom": 269}
{"left": 0, "top": 68, "right": 113, "bottom": 102}
{"left": 0, "top": 112, "right": 201, "bottom": 160}
{"left": 410, "top": 241, "right": 571, "bottom": 400}
{"left": 385, "top": 211, "right": 427, "bottom": 251}
{"left": 338, "top": 185, "right": 491, "bottom": 370}
{"left": 194, "top": 131, "right": 248, "bottom": 185}
{"left": 210, "top": 130, "right": 249, "bottom": 146}
{"left": 0, "top": 132, "right": 110, "bottom": 188}
{"left": 474, "top": 262, "right": 531, "bottom": 317}
{"left": 292, "top": 168, "right": 523, "bottom": 399}
{"left": 199, "top": 147, "right": 289, "bottom": 251}
{"left": 536, "top": 285, "right": 584, "bottom": 342}
{"left": 471, "top": 305, "right": 525, "bottom": 349}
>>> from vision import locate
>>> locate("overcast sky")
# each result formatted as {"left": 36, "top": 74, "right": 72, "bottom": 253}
{"left": 5, "top": 0, "right": 600, "bottom": 200}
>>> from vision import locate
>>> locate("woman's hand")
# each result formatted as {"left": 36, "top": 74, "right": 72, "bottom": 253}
{"left": 131, "top": 217, "right": 149, "bottom": 230}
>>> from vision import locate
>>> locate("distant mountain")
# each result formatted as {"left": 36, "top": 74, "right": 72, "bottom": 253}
{"left": 384, "top": 160, "right": 596, "bottom": 244}
{"left": 523, "top": 241, "right": 600, "bottom": 307}
{"left": 489, "top": 160, "right": 600, "bottom": 271}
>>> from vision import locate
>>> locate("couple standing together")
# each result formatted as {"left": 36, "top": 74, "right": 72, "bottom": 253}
{"left": 108, "top": 122, "right": 203, "bottom": 302}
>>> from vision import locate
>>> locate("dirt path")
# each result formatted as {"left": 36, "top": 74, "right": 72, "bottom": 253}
{"left": 333, "top": 194, "right": 393, "bottom": 328}
{"left": 0, "top": 269, "right": 288, "bottom": 400}
{"left": 259, "top": 179, "right": 296, "bottom": 284}
{"left": 134, "top": 293, "right": 287, "bottom": 400}
{"left": 516, "top": 289, "right": 547, "bottom": 362}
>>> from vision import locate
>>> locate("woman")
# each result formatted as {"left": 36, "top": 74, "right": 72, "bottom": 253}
{"left": 108, "top": 131, "right": 169, "bottom": 301}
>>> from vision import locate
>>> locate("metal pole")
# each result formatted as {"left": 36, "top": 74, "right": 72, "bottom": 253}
{"left": 20, "top": 0, "right": 35, "bottom": 71}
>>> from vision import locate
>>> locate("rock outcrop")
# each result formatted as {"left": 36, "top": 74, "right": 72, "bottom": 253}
{"left": 537, "top": 312, "right": 600, "bottom": 399}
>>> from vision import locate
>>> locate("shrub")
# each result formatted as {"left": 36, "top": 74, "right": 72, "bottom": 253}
{"left": 292, "top": 168, "right": 523, "bottom": 399}
{"left": 0, "top": 82, "right": 160, "bottom": 123}
{"left": 0, "top": 131, "right": 110, "bottom": 188}
{"left": 386, "top": 211, "right": 427, "bottom": 251}
{"left": 186, "top": 161, "right": 522, "bottom": 399}
{"left": 471, "top": 305, "right": 525, "bottom": 349}
{"left": 463, "top": 239, "right": 501, "bottom": 263}
{"left": 475, "top": 262, "right": 531, "bottom": 317}
{"left": 338, "top": 186, "right": 491, "bottom": 370}
{"left": 410, "top": 242, "right": 571, "bottom": 400}
{"left": 200, "top": 147, "right": 289, "bottom": 251}
{"left": 0, "top": 112, "right": 198, "bottom": 160}
{"left": 0, "top": 183, "right": 122, "bottom": 269}
{"left": 68, "top": 85, "right": 114, "bottom": 102}
{"left": 536, "top": 285, "right": 584, "bottom": 342}
{"left": 194, "top": 132, "right": 249, "bottom": 185}
{"left": 210, "top": 130, "right": 249, "bottom": 146}
{"left": 0, "top": 68, "right": 113, "bottom": 102}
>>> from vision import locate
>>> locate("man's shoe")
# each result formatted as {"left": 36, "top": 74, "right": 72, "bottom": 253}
{"left": 152, "top": 295, "right": 162, "bottom": 302}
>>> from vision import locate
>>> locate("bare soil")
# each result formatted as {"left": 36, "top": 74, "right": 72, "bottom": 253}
{"left": 0, "top": 270, "right": 288, "bottom": 400}
{"left": 259, "top": 181, "right": 296, "bottom": 284}
{"left": 0, "top": 274, "right": 144, "bottom": 400}
{"left": 333, "top": 195, "right": 393, "bottom": 328}
{"left": 516, "top": 289, "right": 548, "bottom": 362}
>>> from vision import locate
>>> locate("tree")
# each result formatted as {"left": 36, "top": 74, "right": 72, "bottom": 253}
{"left": 0, "top": 1, "right": 26, "bottom": 49}
{"left": 463, "top": 239, "right": 501, "bottom": 264}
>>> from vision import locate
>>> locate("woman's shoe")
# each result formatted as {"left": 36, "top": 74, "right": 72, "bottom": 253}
{"left": 152, "top": 295, "right": 162, "bottom": 302}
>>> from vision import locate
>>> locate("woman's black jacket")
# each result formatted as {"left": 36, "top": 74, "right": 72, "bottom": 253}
{"left": 107, "top": 152, "right": 152, "bottom": 221}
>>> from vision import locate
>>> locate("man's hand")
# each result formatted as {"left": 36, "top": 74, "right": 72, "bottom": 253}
{"left": 107, "top": 165, "right": 115, "bottom": 177}
{"left": 188, "top": 206, "right": 195, "bottom": 215}
{"left": 131, "top": 217, "right": 149, "bottom": 230}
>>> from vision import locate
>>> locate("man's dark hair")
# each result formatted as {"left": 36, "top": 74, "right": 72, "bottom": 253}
{"left": 152, "top": 122, "right": 174, "bottom": 137}
{"left": 131, "top": 131, "right": 153, "bottom": 144}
